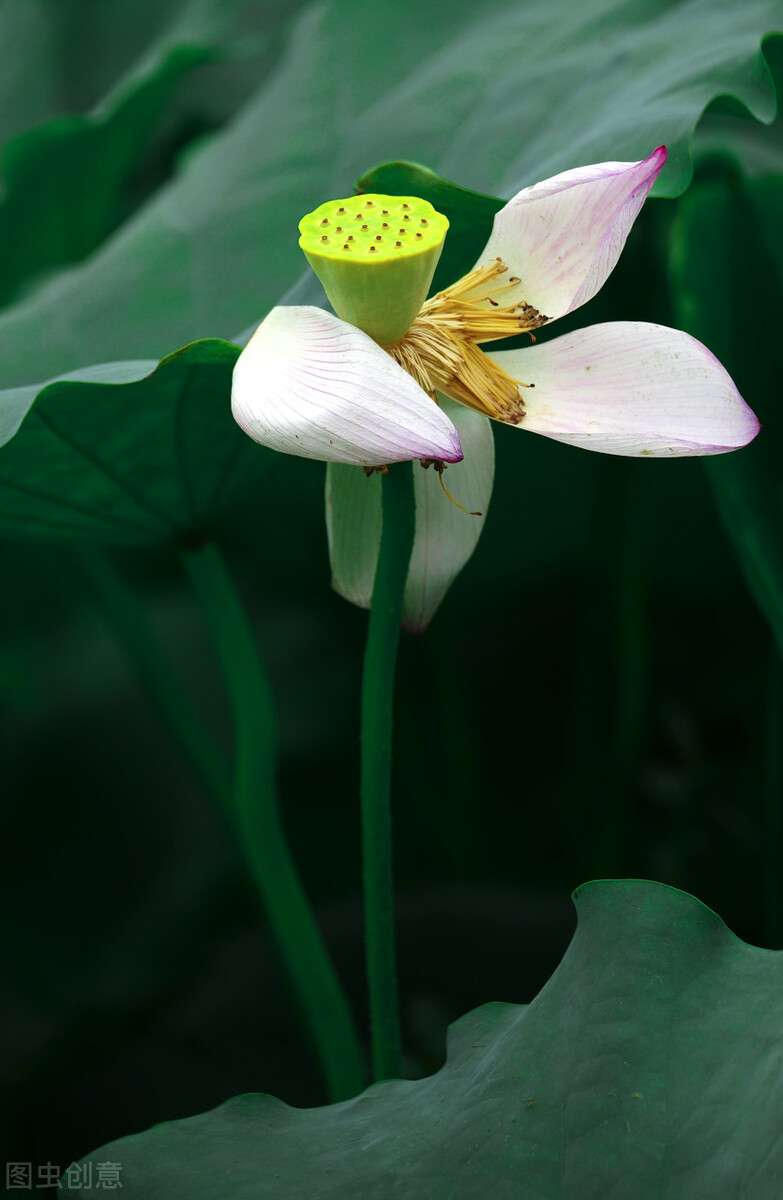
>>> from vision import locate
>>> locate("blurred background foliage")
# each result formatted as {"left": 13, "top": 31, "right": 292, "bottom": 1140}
{"left": 0, "top": 0, "right": 782, "bottom": 1192}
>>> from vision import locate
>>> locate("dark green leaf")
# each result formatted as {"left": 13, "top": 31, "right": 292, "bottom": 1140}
{"left": 356, "top": 162, "right": 503, "bottom": 292}
{"left": 668, "top": 173, "right": 783, "bottom": 658}
{"left": 0, "top": 44, "right": 214, "bottom": 308}
{"left": 748, "top": 174, "right": 783, "bottom": 280}
{"left": 0, "top": 0, "right": 260, "bottom": 144}
{"left": 0, "top": 2, "right": 780, "bottom": 386}
{"left": 705, "top": 455, "right": 783, "bottom": 658}
{"left": 0, "top": 340, "right": 268, "bottom": 545}
{"left": 0, "top": 0, "right": 317, "bottom": 309}
{"left": 60, "top": 880, "right": 783, "bottom": 1197}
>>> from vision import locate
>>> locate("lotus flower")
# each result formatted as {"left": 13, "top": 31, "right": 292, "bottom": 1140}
{"left": 232, "top": 148, "right": 759, "bottom": 629}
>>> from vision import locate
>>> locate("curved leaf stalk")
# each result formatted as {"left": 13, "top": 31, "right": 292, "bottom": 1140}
{"left": 74, "top": 547, "right": 231, "bottom": 814}
{"left": 182, "top": 541, "right": 364, "bottom": 1102}
{"left": 361, "top": 462, "right": 415, "bottom": 1081}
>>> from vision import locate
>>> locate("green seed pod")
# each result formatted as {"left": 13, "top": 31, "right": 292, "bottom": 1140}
{"left": 299, "top": 194, "right": 449, "bottom": 344}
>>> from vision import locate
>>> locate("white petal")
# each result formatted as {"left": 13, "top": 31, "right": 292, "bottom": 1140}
{"left": 489, "top": 322, "right": 760, "bottom": 456}
{"left": 325, "top": 463, "right": 382, "bottom": 611}
{"left": 474, "top": 148, "right": 667, "bottom": 325}
{"left": 232, "top": 306, "right": 463, "bottom": 466}
{"left": 326, "top": 398, "right": 494, "bottom": 630}
{"left": 405, "top": 401, "right": 494, "bottom": 632}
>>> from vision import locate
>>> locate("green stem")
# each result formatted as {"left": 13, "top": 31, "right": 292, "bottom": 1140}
{"left": 182, "top": 541, "right": 364, "bottom": 1101}
{"left": 361, "top": 462, "right": 415, "bottom": 1081}
{"left": 74, "top": 547, "right": 231, "bottom": 814}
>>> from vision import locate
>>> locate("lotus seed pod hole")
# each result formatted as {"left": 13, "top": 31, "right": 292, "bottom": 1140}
{"left": 298, "top": 194, "right": 449, "bottom": 344}
{"left": 299, "top": 195, "right": 447, "bottom": 260}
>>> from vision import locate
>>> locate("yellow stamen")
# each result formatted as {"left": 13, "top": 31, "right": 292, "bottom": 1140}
{"left": 422, "top": 259, "right": 548, "bottom": 343}
{"left": 384, "top": 260, "right": 546, "bottom": 425}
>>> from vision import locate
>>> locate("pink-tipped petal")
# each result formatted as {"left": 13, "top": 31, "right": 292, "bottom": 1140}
{"left": 473, "top": 148, "right": 667, "bottom": 326}
{"left": 232, "top": 306, "right": 463, "bottom": 467}
{"left": 490, "top": 322, "right": 759, "bottom": 456}
{"left": 326, "top": 399, "right": 494, "bottom": 629}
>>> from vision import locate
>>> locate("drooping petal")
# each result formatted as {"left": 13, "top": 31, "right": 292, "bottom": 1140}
{"left": 232, "top": 306, "right": 463, "bottom": 466}
{"left": 473, "top": 148, "right": 667, "bottom": 325}
{"left": 326, "top": 398, "right": 494, "bottom": 630}
{"left": 489, "top": 322, "right": 759, "bottom": 456}
{"left": 405, "top": 401, "right": 494, "bottom": 632}
{"left": 325, "top": 463, "right": 381, "bottom": 610}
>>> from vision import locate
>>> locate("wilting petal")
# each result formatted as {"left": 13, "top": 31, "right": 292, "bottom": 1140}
{"left": 405, "top": 401, "right": 494, "bottom": 632}
{"left": 490, "top": 322, "right": 759, "bottom": 456}
{"left": 473, "top": 148, "right": 666, "bottom": 325}
{"left": 326, "top": 399, "right": 494, "bottom": 630}
{"left": 325, "top": 463, "right": 382, "bottom": 611}
{"left": 232, "top": 306, "right": 463, "bottom": 466}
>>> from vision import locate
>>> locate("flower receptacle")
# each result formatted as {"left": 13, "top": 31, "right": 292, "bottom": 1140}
{"left": 299, "top": 194, "right": 449, "bottom": 345}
